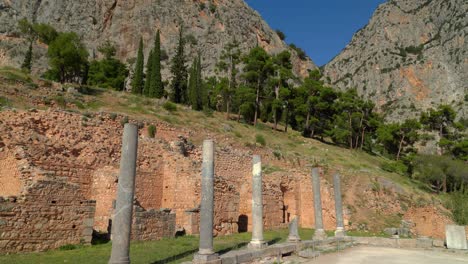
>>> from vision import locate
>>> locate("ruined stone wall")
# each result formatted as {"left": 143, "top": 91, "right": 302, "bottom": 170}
{"left": 0, "top": 150, "right": 23, "bottom": 196}
{"left": 131, "top": 206, "right": 176, "bottom": 241}
{"left": 0, "top": 179, "right": 95, "bottom": 253}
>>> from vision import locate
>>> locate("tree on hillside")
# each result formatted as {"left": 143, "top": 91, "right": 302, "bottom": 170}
{"left": 151, "top": 30, "right": 164, "bottom": 98}
{"left": 132, "top": 37, "right": 145, "bottom": 94}
{"left": 88, "top": 41, "right": 128, "bottom": 90}
{"left": 170, "top": 27, "right": 188, "bottom": 104}
{"left": 188, "top": 55, "right": 204, "bottom": 110}
{"left": 18, "top": 19, "right": 36, "bottom": 71}
{"left": 420, "top": 105, "right": 456, "bottom": 139}
{"left": 144, "top": 50, "right": 154, "bottom": 96}
{"left": 47, "top": 32, "right": 89, "bottom": 83}
{"left": 216, "top": 39, "right": 241, "bottom": 119}
{"left": 242, "top": 47, "right": 274, "bottom": 126}
{"left": 377, "top": 119, "right": 421, "bottom": 160}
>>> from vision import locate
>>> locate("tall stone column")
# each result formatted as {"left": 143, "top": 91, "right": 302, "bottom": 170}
{"left": 193, "top": 140, "right": 220, "bottom": 264}
{"left": 333, "top": 173, "right": 346, "bottom": 237}
{"left": 248, "top": 155, "right": 267, "bottom": 249}
{"left": 109, "top": 123, "right": 139, "bottom": 264}
{"left": 311, "top": 168, "right": 327, "bottom": 240}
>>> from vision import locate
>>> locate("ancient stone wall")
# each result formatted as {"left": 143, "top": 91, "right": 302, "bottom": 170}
{"left": 0, "top": 179, "right": 95, "bottom": 253}
{"left": 131, "top": 205, "right": 176, "bottom": 241}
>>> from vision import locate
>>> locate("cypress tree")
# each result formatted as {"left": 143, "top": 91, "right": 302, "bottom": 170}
{"left": 144, "top": 50, "right": 154, "bottom": 96}
{"left": 21, "top": 41, "right": 33, "bottom": 72}
{"left": 170, "top": 27, "right": 188, "bottom": 103}
{"left": 132, "top": 37, "right": 144, "bottom": 94}
{"left": 195, "top": 54, "right": 203, "bottom": 110}
{"left": 151, "top": 30, "right": 164, "bottom": 98}
{"left": 188, "top": 57, "right": 197, "bottom": 108}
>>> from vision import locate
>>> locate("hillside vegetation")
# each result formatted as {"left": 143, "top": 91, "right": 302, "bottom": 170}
{"left": 1, "top": 67, "right": 463, "bottom": 232}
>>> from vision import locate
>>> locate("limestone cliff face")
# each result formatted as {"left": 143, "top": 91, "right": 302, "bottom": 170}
{"left": 0, "top": 0, "right": 316, "bottom": 78}
{"left": 323, "top": 0, "right": 467, "bottom": 120}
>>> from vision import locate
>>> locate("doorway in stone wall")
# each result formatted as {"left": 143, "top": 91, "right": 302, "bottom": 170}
{"left": 238, "top": 214, "right": 248, "bottom": 233}
{"left": 281, "top": 185, "right": 296, "bottom": 224}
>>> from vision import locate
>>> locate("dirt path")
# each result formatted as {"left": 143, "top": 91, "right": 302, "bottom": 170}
{"left": 305, "top": 246, "right": 468, "bottom": 264}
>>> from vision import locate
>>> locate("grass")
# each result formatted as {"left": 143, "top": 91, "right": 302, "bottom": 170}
{"left": 0, "top": 227, "right": 397, "bottom": 264}
{"left": 0, "top": 229, "right": 316, "bottom": 264}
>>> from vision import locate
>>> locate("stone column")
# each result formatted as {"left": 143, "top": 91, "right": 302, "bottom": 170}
{"left": 311, "top": 168, "right": 327, "bottom": 240}
{"left": 333, "top": 173, "right": 346, "bottom": 238}
{"left": 109, "top": 123, "right": 138, "bottom": 264}
{"left": 288, "top": 217, "right": 301, "bottom": 242}
{"left": 248, "top": 155, "right": 267, "bottom": 249}
{"left": 193, "top": 140, "right": 220, "bottom": 264}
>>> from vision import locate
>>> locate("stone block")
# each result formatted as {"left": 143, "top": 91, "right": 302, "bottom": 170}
{"left": 220, "top": 254, "right": 237, "bottom": 264}
{"left": 432, "top": 239, "right": 445, "bottom": 248}
{"left": 445, "top": 225, "right": 468, "bottom": 250}
{"left": 416, "top": 237, "right": 433, "bottom": 249}
{"left": 397, "top": 239, "right": 416, "bottom": 248}
{"left": 298, "top": 248, "right": 320, "bottom": 259}
{"left": 193, "top": 253, "right": 221, "bottom": 264}
{"left": 235, "top": 250, "right": 252, "bottom": 263}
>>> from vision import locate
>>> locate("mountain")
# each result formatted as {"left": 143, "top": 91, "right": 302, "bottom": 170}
{"left": 323, "top": 0, "right": 467, "bottom": 120}
{"left": 0, "top": 0, "right": 316, "bottom": 79}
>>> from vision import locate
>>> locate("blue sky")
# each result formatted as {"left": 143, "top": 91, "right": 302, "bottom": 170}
{"left": 245, "top": 0, "right": 387, "bottom": 66}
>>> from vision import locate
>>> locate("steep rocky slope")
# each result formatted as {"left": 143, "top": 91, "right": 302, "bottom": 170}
{"left": 0, "top": 0, "right": 316, "bottom": 78}
{"left": 323, "top": 0, "right": 467, "bottom": 120}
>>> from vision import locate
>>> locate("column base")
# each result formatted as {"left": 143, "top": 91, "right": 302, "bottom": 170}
{"left": 313, "top": 229, "right": 327, "bottom": 241}
{"left": 335, "top": 227, "right": 346, "bottom": 238}
{"left": 288, "top": 235, "right": 301, "bottom": 243}
{"left": 193, "top": 253, "right": 221, "bottom": 264}
{"left": 108, "top": 256, "right": 130, "bottom": 264}
{"left": 248, "top": 240, "right": 268, "bottom": 250}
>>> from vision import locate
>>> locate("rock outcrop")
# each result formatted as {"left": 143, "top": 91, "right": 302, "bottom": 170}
{"left": 0, "top": 0, "right": 316, "bottom": 78}
{"left": 323, "top": 0, "right": 467, "bottom": 120}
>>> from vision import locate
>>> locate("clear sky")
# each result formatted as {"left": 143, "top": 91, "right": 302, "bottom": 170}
{"left": 245, "top": 0, "right": 387, "bottom": 66}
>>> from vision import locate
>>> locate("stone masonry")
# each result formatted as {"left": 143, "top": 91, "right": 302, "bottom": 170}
{"left": 0, "top": 109, "right": 456, "bottom": 252}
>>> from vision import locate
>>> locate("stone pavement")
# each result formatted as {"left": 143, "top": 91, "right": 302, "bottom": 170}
{"left": 306, "top": 246, "right": 468, "bottom": 264}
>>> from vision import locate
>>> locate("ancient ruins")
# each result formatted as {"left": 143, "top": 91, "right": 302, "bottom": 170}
{"left": 0, "top": 109, "right": 463, "bottom": 257}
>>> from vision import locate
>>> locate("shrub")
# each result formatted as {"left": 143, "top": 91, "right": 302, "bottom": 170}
{"left": 54, "top": 95, "right": 67, "bottom": 108}
{"left": 255, "top": 134, "right": 266, "bottom": 147}
{"left": 148, "top": 125, "right": 156, "bottom": 138}
{"left": 163, "top": 101, "right": 177, "bottom": 112}
{"left": 120, "top": 116, "right": 129, "bottom": 127}
{"left": 59, "top": 244, "right": 77, "bottom": 251}
{"left": 273, "top": 149, "right": 282, "bottom": 160}
{"left": 447, "top": 192, "right": 468, "bottom": 225}
{"left": 381, "top": 160, "right": 407, "bottom": 175}
{"left": 109, "top": 113, "right": 117, "bottom": 121}
{"left": 276, "top": 29, "right": 286, "bottom": 40}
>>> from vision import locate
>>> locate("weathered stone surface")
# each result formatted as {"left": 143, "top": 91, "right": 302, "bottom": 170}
{"left": 288, "top": 217, "right": 301, "bottom": 242}
{"left": 445, "top": 225, "right": 468, "bottom": 250}
{"left": 248, "top": 155, "right": 267, "bottom": 250}
{"left": 298, "top": 248, "right": 320, "bottom": 259}
{"left": 0, "top": 0, "right": 316, "bottom": 80}
{"left": 109, "top": 123, "right": 138, "bottom": 264}
{"left": 324, "top": 0, "right": 467, "bottom": 121}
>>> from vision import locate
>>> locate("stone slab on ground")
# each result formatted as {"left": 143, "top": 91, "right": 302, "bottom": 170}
{"left": 307, "top": 246, "right": 468, "bottom": 264}
{"left": 446, "top": 225, "right": 468, "bottom": 250}
{"left": 297, "top": 248, "right": 320, "bottom": 259}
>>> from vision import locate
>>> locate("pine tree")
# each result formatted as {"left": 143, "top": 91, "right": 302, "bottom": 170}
{"left": 151, "top": 30, "right": 164, "bottom": 98}
{"left": 21, "top": 41, "right": 33, "bottom": 72}
{"left": 170, "top": 27, "right": 188, "bottom": 104}
{"left": 132, "top": 37, "right": 145, "bottom": 94}
{"left": 144, "top": 50, "right": 154, "bottom": 96}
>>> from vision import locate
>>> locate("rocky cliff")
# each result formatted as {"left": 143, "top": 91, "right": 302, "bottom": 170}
{"left": 0, "top": 0, "right": 316, "bottom": 78}
{"left": 323, "top": 0, "right": 467, "bottom": 120}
